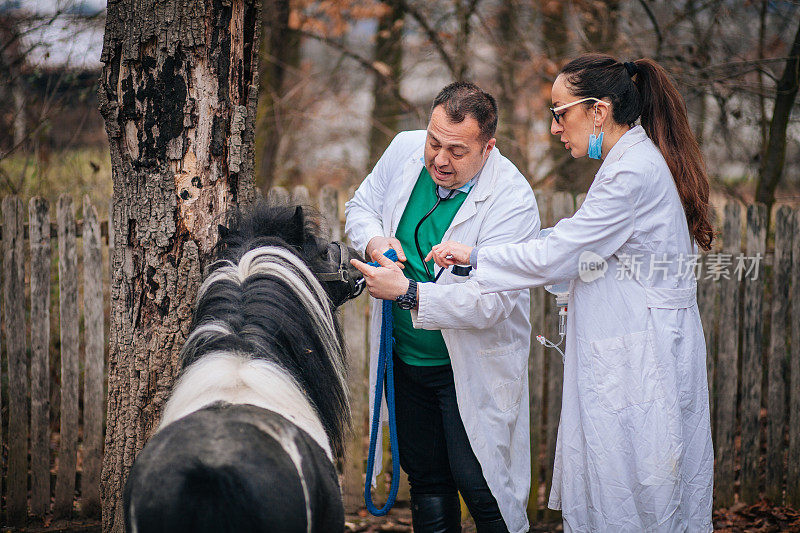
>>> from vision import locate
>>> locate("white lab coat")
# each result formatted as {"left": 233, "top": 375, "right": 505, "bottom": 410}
{"left": 345, "top": 130, "right": 540, "bottom": 533}
{"left": 473, "top": 126, "right": 714, "bottom": 532}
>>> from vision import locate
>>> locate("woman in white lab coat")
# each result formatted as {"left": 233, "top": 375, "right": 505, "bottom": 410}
{"left": 425, "top": 54, "right": 715, "bottom": 532}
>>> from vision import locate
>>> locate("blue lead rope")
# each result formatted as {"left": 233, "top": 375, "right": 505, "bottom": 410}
{"left": 364, "top": 248, "right": 401, "bottom": 516}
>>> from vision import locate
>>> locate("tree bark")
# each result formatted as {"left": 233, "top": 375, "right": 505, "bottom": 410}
{"left": 256, "top": 0, "right": 300, "bottom": 191}
{"left": 755, "top": 17, "right": 800, "bottom": 211}
{"left": 97, "top": 0, "right": 260, "bottom": 530}
{"left": 368, "top": 0, "right": 405, "bottom": 169}
{"left": 493, "top": 0, "right": 532, "bottom": 174}
{"left": 540, "top": 0, "right": 599, "bottom": 192}
{"left": 573, "top": 0, "right": 620, "bottom": 53}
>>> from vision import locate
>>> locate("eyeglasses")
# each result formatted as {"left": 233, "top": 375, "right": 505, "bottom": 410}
{"left": 549, "top": 97, "right": 608, "bottom": 124}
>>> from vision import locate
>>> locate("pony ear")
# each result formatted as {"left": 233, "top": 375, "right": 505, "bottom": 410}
{"left": 287, "top": 206, "right": 305, "bottom": 246}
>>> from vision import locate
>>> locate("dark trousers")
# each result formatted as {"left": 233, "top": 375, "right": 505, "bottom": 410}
{"left": 393, "top": 353, "right": 504, "bottom": 524}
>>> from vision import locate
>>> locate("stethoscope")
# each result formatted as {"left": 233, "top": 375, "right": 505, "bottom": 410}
{"left": 414, "top": 149, "right": 488, "bottom": 281}
{"left": 413, "top": 184, "right": 459, "bottom": 282}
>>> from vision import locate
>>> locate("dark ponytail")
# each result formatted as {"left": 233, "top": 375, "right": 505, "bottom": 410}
{"left": 560, "top": 54, "right": 714, "bottom": 251}
{"left": 632, "top": 58, "right": 713, "bottom": 250}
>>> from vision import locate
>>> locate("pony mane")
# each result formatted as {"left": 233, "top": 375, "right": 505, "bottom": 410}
{"left": 176, "top": 202, "right": 350, "bottom": 458}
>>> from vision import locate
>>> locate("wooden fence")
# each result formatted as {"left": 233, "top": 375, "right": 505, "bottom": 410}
{"left": 0, "top": 188, "right": 798, "bottom": 527}
{"left": 1, "top": 195, "right": 108, "bottom": 527}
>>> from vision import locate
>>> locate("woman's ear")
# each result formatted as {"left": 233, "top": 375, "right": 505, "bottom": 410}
{"left": 595, "top": 102, "right": 611, "bottom": 128}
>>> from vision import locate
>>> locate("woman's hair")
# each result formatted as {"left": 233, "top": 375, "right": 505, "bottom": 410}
{"left": 560, "top": 53, "right": 714, "bottom": 250}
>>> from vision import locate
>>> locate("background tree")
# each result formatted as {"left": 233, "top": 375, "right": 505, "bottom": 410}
{"left": 97, "top": 0, "right": 260, "bottom": 530}
{"left": 367, "top": 0, "right": 406, "bottom": 168}
{"left": 489, "top": 0, "right": 537, "bottom": 173}
{"left": 755, "top": 16, "right": 800, "bottom": 213}
{"left": 256, "top": 0, "right": 300, "bottom": 191}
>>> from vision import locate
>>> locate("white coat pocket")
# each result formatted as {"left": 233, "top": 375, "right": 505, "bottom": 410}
{"left": 589, "top": 329, "right": 664, "bottom": 412}
{"left": 478, "top": 341, "right": 525, "bottom": 412}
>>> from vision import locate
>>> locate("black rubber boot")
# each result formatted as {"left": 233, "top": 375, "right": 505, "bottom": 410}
{"left": 474, "top": 517, "right": 509, "bottom": 533}
{"left": 410, "top": 493, "right": 462, "bottom": 533}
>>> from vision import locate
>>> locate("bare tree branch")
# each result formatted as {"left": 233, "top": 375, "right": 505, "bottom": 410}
{"left": 396, "top": 0, "right": 458, "bottom": 78}
{"left": 297, "top": 29, "right": 423, "bottom": 120}
{"left": 636, "top": 0, "right": 663, "bottom": 57}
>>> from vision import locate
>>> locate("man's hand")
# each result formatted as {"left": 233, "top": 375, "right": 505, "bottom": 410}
{"left": 425, "top": 241, "right": 474, "bottom": 268}
{"left": 365, "top": 236, "right": 406, "bottom": 269}
{"left": 350, "top": 250, "right": 411, "bottom": 301}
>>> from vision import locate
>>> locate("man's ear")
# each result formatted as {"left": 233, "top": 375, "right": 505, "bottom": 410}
{"left": 287, "top": 206, "right": 305, "bottom": 247}
{"left": 484, "top": 138, "right": 497, "bottom": 159}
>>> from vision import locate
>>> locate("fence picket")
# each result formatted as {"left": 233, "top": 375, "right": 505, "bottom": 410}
{"left": 81, "top": 196, "right": 104, "bottom": 516}
{"left": 764, "top": 206, "right": 792, "bottom": 502}
{"left": 527, "top": 190, "right": 547, "bottom": 521}
{"left": 341, "top": 269, "right": 369, "bottom": 510}
{"left": 267, "top": 186, "right": 289, "bottom": 204}
{"left": 697, "top": 252, "right": 717, "bottom": 422}
{"left": 29, "top": 198, "right": 51, "bottom": 518}
{"left": 740, "top": 203, "right": 767, "bottom": 503}
{"left": 3, "top": 197, "right": 28, "bottom": 525}
{"left": 714, "top": 201, "right": 741, "bottom": 507}
{"left": 528, "top": 278, "right": 546, "bottom": 521}
{"left": 54, "top": 195, "right": 80, "bottom": 518}
{"left": 291, "top": 184, "right": 311, "bottom": 206}
{"left": 318, "top": 185, "right": 341, "bottom": 241}
{"left": 788, "top": 208, "right": 800, "bottom": 507}
{"left": 544, "top": 191, "right": 572, "bottom": 521}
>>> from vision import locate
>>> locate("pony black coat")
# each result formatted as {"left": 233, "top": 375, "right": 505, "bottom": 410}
{"left": 124, "top": 203, "right": 364, "bottom": 533}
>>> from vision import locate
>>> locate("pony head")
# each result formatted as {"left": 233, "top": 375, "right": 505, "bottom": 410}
{"left": 216, "top": 202, "right": 365, "bottom": 307}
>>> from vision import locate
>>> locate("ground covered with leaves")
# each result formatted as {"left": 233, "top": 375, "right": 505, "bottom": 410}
{"left": 5, "top": 500, "right": 800, "bottom": 532}
{"left": 713, "top": 501, "right": 800, "bottom": 532}
{"left": 341, "top": 500, "right": 800, "bottom": 533}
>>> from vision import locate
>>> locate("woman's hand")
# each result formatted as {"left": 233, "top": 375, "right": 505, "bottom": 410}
{"left": 425, "top": 241, "right": 474, "bottom": 268}
{"left": 350, "top": 250, "right": 410, "bottom": 301}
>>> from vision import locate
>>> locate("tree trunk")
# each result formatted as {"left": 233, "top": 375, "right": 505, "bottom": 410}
{"left": 541, "top": 0, "right": 599, "bottom": 192}
{"left": 256, "top": 0, "right": 300, "bottom": 191}
{"left": 453, "top": 0, "right": 473, "bottom": 81}
{"left": 494, "top": 0, "right": 532, "bottom": 174}
{"left": 573, "top": 0, "right": 620, "bottom": 53}
{"left": 544, "top": 0, "right": 622, "bottom": 192}
{"left": 97, "top": 0, "right": 260, "bottom": 530}
{"left": 368, "top": 0, "right": 405, "bottom": 169}
{"left": 755, "top": 17, "right": 800, "bottom": 212}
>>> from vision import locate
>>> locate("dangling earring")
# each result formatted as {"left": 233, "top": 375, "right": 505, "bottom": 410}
{"left": 588, "top": 104, "right": 604, "bottom": 159}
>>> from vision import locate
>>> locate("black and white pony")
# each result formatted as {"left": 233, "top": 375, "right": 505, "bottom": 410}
{"left": 124, "top": 202, "right": 365, "bottom": 533}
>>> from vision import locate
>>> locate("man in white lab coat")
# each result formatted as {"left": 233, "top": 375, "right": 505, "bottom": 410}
{"left": 346, "top": 82, "right": 539, "bottom": 533}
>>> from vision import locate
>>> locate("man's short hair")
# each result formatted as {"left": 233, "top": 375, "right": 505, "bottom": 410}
{"left": 431, "top": 82, "right": 498, "bottom": 143}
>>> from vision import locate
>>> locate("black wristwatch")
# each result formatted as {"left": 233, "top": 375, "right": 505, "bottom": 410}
{"left": 395, "top": 279, "right": 417, "bottom": 310}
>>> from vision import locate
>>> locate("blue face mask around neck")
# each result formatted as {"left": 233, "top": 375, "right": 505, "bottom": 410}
{"left": 588, "top": 131, "right": 604, "bottom": 159}
{"left": 588, "top": 104, "right": 604, "bottom": 160}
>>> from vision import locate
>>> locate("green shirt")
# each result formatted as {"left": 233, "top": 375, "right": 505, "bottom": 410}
{"left": 392, "top": 167, "right": 468, "bottom": 366}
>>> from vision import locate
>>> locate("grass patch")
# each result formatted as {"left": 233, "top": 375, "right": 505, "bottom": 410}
{"left": 0, "top": 146, "right": 112, "bottom": 216}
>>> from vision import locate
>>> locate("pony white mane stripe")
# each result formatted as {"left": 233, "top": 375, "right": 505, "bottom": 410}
{"left": 160, "top": 244, "right": 352, "bottom": 459}
{"left": 197, "top": 245, "right": 347, "bottom": 399}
